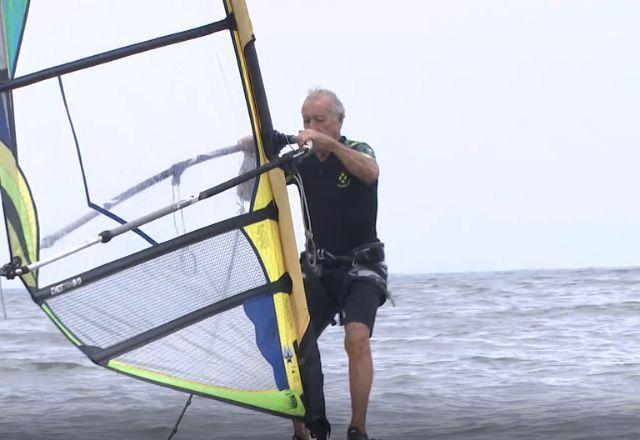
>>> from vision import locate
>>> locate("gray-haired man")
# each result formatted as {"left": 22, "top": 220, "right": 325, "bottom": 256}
{"left": 291, "top": 89, "right": 388, "bottom": 440}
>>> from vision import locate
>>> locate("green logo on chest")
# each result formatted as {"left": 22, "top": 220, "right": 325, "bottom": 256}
{"left": 337, "top": 171, "right": 351, "bottom": 188}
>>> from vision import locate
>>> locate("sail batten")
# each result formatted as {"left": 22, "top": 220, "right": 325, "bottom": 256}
{"left": 0, "top": 19, "right": 233, "bottom": 93}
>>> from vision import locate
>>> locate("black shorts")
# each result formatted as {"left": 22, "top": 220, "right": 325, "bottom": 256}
{"left": 303, "top": 263, "right": 387, "bottom": 337}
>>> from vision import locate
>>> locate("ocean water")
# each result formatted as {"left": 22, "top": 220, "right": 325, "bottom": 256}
{"left": 1, "top": 267, "right": 640, "bottom": 440}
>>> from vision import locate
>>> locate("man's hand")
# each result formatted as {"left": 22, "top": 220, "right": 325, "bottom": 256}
{"left": 297, "top": 129, "right": 338, "bottom": 161}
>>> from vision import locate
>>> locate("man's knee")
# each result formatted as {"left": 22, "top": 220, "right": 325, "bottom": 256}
{"left": 344, "top": 322, "right": 371, "bottom": 358}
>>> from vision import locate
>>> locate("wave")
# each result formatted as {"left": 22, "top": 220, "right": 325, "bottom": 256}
{"left": 0, "top": 360, "right": 89, "bottom": 373}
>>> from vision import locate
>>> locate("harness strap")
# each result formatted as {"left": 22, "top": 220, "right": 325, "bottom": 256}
{"left": 316, "top": 242, "right": 385, "bottom": 267}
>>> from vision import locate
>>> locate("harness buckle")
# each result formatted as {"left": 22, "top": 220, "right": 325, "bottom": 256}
{"left": 312, "top": 243, "right": 385, "bottom": 268}
{"left": 350, "top": 242, "right": 385, "bottom": 266}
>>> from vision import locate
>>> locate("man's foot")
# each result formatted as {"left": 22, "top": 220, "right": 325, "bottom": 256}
{"left": 307, "top": 417, "right": 330, "bottom": 440}
{"left": 347, "top": 426, "right": 375, "bottom": 440}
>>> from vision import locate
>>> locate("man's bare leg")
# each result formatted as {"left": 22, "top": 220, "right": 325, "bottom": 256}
{"left": 344, "top": 322, "right": 373, "bottom": 434}
{"left": 292, "top": 420, "right": 309, "bottom": 439}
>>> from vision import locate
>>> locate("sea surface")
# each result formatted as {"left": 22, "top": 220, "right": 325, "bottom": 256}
{"left": 1, "top": 267, "right": 640, "bottom": 440}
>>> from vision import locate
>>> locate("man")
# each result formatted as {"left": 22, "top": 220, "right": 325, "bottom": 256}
{"left": 290, "top": 89, "right": 388, "bottom": 440}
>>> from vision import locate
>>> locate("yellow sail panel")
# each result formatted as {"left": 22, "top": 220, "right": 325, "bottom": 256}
{"left": 267, "top": 168, "right": 311, "bottom": 339}
{"left": 273, "top": 291, "right": 304, "bottom": 395}
{"left": 243, "top": 218, "right": 285, "bottom": 282}
{"left": 0, "top": 141, "right": 38, "bottom": 288}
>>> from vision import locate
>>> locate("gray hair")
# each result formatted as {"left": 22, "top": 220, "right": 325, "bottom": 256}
{"left": 305, "top": 88, "right": 345, "bottom": 122}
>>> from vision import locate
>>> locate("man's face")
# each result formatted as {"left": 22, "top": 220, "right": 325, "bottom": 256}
{"left": 302, "top": 95, "right": 342, "bottom": 140}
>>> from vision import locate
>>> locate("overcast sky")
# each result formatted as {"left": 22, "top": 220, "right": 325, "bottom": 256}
{"left": 247, "top": 0, "right": 640, "bottom": 274}
{"left": 1, "top": 1, "right": 638, "bottom": 289}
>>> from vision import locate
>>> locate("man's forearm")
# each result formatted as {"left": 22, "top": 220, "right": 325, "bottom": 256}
{"left": 331, "top": 140, "right": 379, "bottom": 185}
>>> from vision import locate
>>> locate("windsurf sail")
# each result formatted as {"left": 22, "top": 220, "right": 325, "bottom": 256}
{"left": 0, "top": 0, "right": 313, "bottom": 421}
